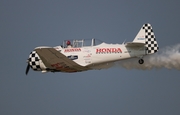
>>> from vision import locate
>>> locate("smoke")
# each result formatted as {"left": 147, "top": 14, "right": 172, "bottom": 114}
{"left": 118, "top": 44, "right": 180, "bottom": 70}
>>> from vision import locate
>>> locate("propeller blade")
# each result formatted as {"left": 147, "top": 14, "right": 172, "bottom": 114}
{"left": 26, "top": 64, "right": 30, "bottom": 75}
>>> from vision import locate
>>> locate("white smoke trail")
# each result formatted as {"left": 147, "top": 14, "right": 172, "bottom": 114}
{"left": 118, "top": 44, "right": 180, "bottom": 70}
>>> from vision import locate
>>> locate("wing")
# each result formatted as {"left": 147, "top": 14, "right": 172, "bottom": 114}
{"left": 35, "top": 48, "right": 88, "bottom": 72}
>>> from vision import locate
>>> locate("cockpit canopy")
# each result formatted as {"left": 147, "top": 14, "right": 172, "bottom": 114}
{"left": 62, "top": 38, "right": 103, "bottom": 48}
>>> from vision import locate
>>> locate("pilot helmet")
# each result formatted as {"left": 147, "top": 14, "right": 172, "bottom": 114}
{"left": 66, "top": 40, "right": 71, "bottom": 45}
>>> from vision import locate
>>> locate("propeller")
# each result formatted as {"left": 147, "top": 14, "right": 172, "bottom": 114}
{"left": 25, "top": 59, "right": 30, "bottom": 75}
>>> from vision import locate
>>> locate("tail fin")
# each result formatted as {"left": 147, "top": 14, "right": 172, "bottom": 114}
{"left": 133, "top": 23, "right": 159, "bottom": 54}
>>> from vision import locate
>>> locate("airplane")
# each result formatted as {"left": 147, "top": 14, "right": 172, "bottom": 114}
{"left": 25, "top": 23, "right": 159, "bottom": 74}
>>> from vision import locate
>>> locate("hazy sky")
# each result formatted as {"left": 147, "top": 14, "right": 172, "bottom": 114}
{"left": 1, "top": 0, "right": 180, "bottom": 115}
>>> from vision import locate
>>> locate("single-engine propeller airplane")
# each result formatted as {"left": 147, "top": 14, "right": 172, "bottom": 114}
{"left": 26, "top": 23, "right": 159, "bottom": 74}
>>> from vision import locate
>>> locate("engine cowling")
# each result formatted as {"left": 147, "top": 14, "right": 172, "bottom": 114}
{"left": 28, "top": 51, "right": 47, "bottom": 71}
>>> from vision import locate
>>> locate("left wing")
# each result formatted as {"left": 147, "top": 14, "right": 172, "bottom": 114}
{"left": 35, "top": 48, "right": 88, "bottom": 72}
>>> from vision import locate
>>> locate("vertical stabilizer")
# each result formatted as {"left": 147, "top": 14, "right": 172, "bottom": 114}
{"left": 133, "top": 23, "right": 159, "bottom": 54}
{"left": 133, "top": 26, "right": 146, "bottom": 44}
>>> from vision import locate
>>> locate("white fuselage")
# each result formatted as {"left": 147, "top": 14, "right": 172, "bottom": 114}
{"left": 55, "top": 42, "right": 145, "bottom": 70}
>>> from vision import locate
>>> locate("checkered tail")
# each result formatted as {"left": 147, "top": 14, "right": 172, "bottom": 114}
{"left": 143, "top": 23, "right": 159, "bottom": 54}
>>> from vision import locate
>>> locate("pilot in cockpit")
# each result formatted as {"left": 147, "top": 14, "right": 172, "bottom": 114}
{"left": 66, "top": 40, "right": 72, "bottom": 48}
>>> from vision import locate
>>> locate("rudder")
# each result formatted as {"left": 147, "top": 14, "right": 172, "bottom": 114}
{"left": 143, "top": 23, "right": 159, "bottom": 54}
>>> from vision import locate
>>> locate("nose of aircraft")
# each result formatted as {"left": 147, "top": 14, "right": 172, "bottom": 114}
{"left": 25, "top": 51, "right": 41, "bottom": 75}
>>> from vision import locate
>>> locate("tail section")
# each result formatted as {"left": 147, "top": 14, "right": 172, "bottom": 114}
{"left": 133, "top": 23, "right": 159, "bottom": 54}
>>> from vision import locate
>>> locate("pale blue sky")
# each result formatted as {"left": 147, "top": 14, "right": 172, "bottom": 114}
{"left": 0, "top": 0, "right": 180, "bottom": 115}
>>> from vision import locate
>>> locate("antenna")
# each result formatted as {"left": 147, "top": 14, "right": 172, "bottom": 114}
{"left": 122, "top": 39, "right": 126, "bottom": 44}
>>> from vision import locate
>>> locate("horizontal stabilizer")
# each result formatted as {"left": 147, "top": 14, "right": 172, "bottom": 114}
{"left": 125, "top": 42, "right": 145, "bottom": 47}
